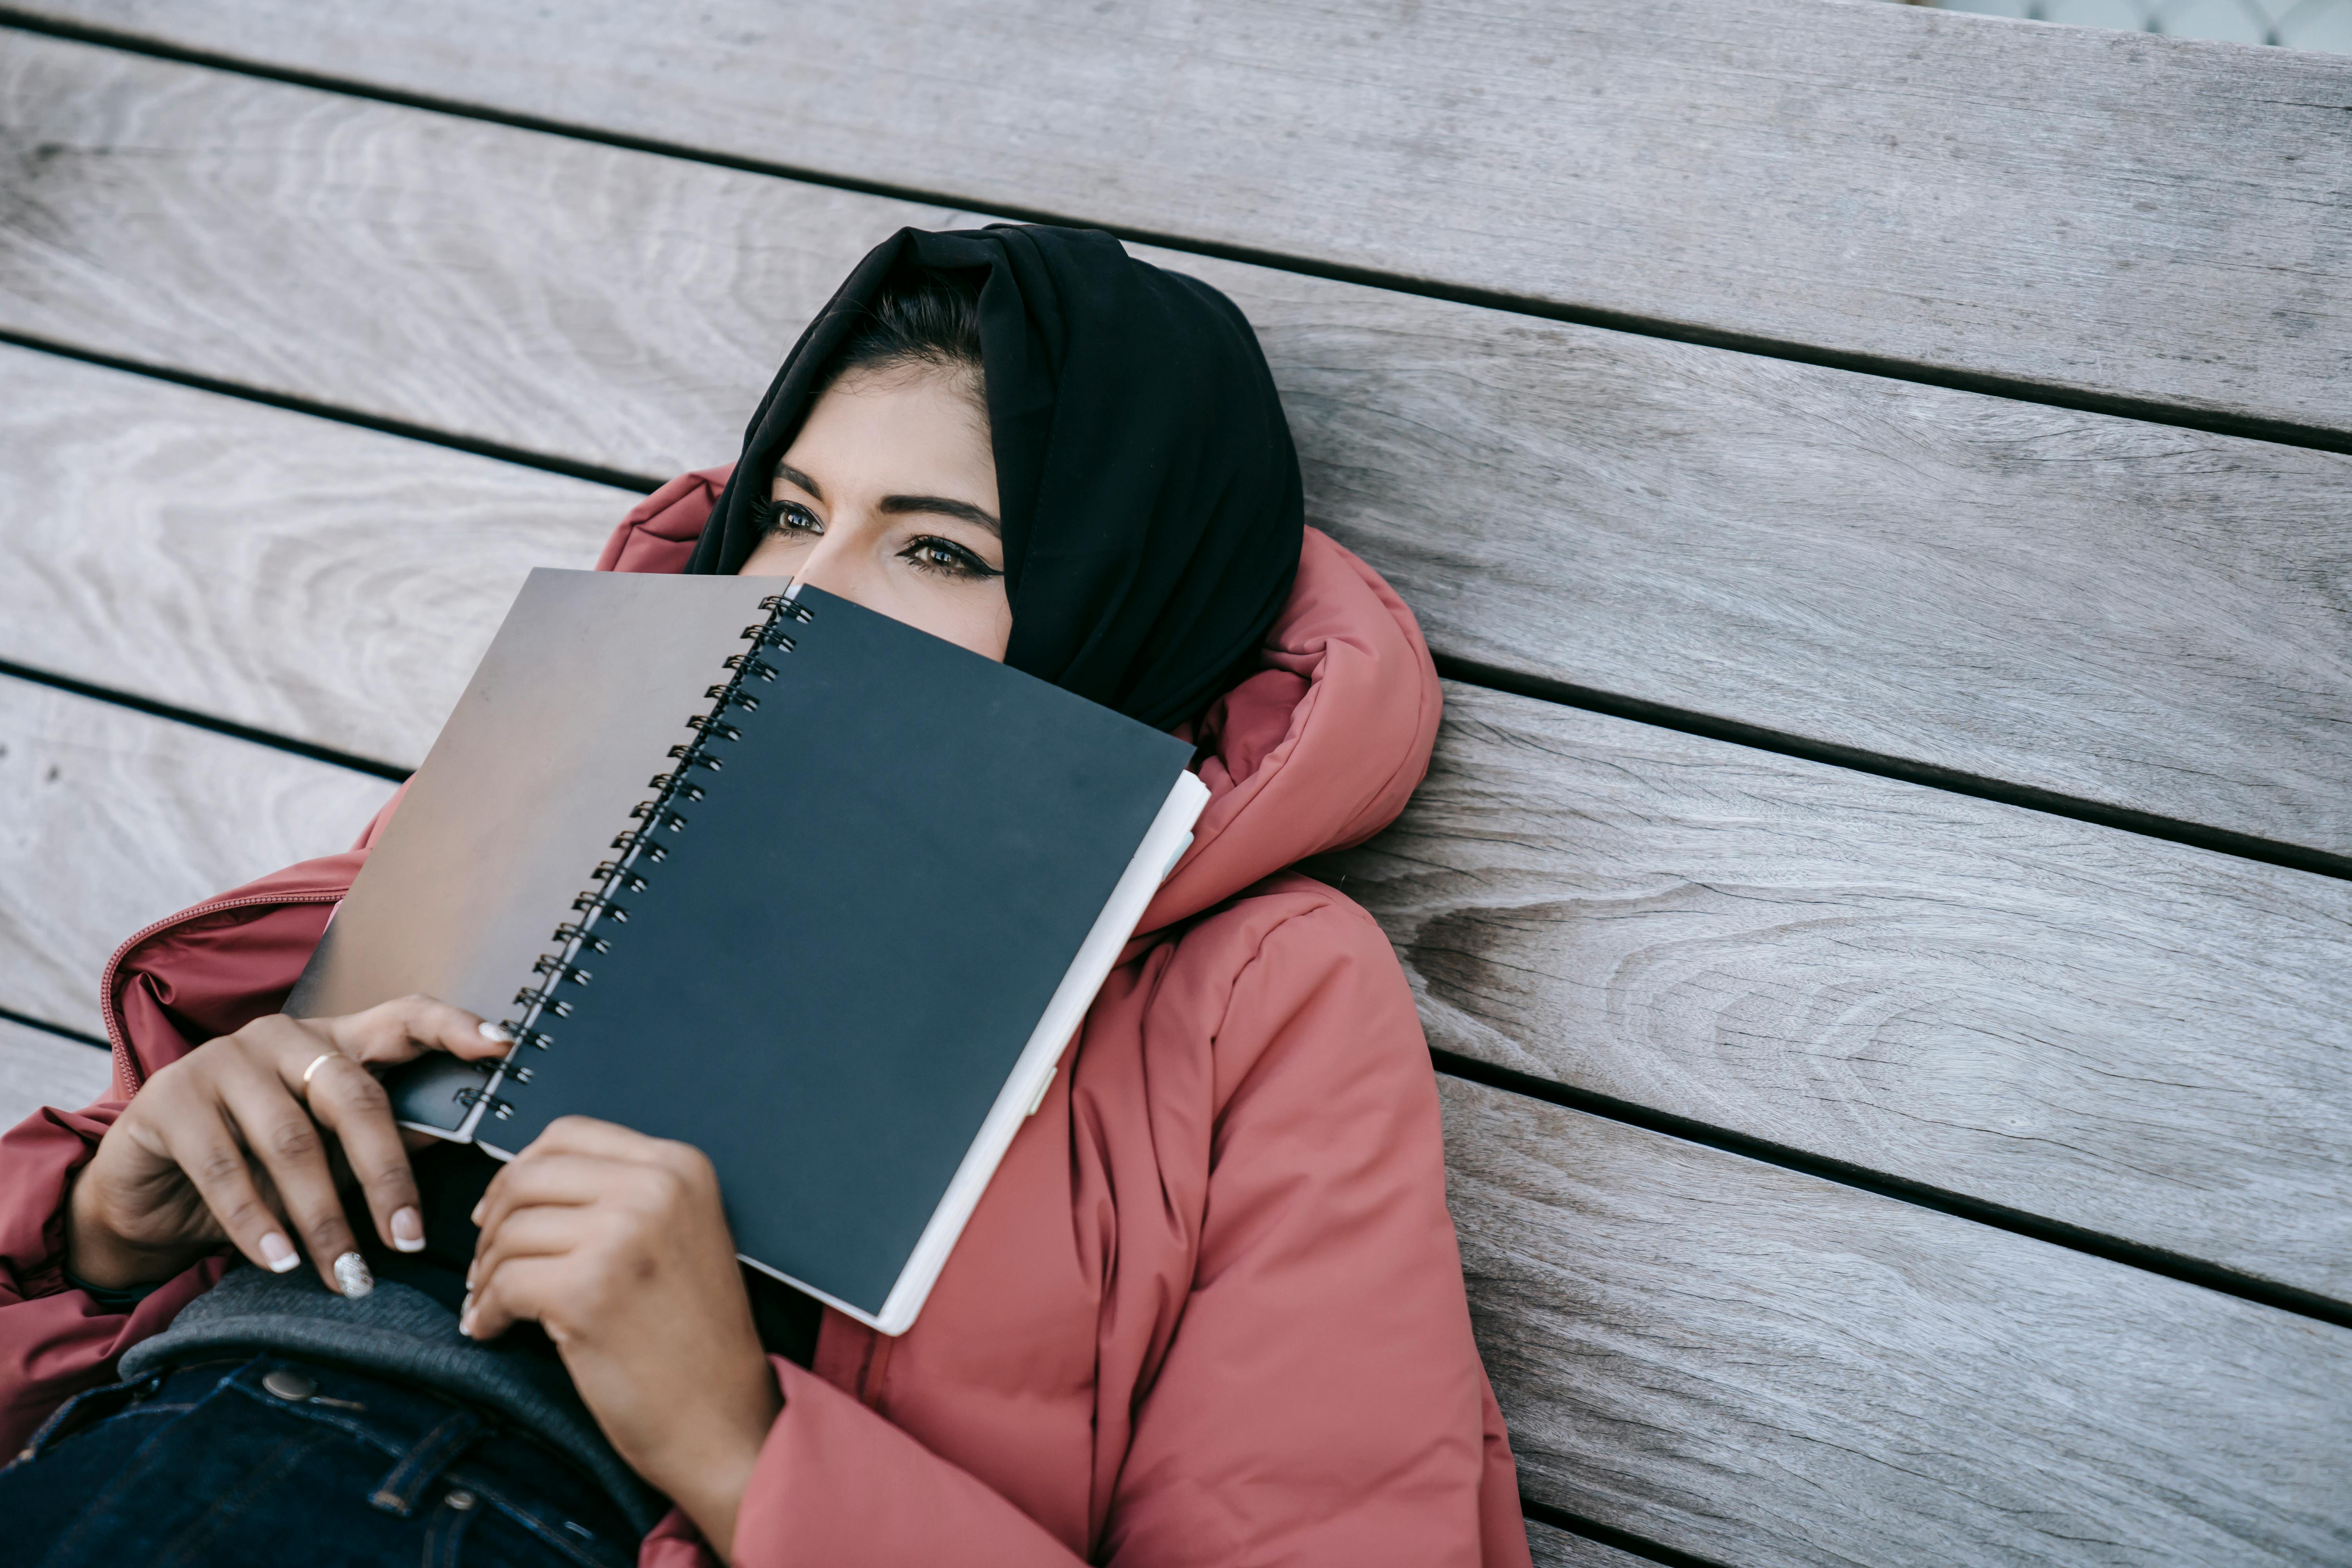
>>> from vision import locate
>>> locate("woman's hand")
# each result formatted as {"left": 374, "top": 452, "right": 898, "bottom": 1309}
{"left": 464, "top": 1117, "right": 781, "bottom": 1559}
{"left": 66, "top": 996, "right": 509, "bottom": 1293}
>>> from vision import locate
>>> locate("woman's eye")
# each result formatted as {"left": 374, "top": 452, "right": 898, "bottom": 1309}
{"left": 902, "top": 536, "right": 1003, "bottom": 581}
{"left": 759, "top": 498, "right": 824, "bottom": 538}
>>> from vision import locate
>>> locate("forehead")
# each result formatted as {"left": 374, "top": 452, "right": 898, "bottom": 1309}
{"left": 779, "top": 370, "right": 992, "bottom": 493}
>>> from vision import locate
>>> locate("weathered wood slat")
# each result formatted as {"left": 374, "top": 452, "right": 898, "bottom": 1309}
{"left": 1446, "top": 1076, "right": 2352, "bottom": 1568}
{"left": 1247, "top": 258, "right": 2352, "bottom": 864}
{"left": 1318, "top": 682, "right": 2352, "bottom": 1304}
{"left": 6, "top": 343, "right": 2347, "bottom": 1297}
{"left": 18, "top": 0, "right": 2351, "bottom": 440}
{"left": 0, "top": 1017, "right": 112, "bottom": 1127}
{"left": 1521, "top": 1522, "right": 1652, "bottom": 1568}
{"left": 0, "top": 33, "right": 969, "bottom": 481}
{"left": 11, "top": 335, "right": 2349, "bottom": 1308}
{"left": 0, "top": 347, "right": 629, "bottom": 769}
{"left": 7, "top": 39, "right": 2349, "bottom": 857}
{"left": 0, "top": 675, "right": 395, "bottom": 1034}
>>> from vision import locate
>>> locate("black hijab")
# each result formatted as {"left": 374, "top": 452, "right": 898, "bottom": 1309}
{"left": 686, "top": 225, "right": 1303, "bottom": 731}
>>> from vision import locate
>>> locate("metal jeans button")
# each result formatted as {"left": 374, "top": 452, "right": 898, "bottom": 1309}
{"left": 444, "top": 1488, "right": 478, "bottom": 1511}
{"left": 260, "top": 1368, "right": 317, "bottom": 1402}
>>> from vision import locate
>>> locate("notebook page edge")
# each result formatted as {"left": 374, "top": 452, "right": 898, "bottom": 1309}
{"left": 865, "top": 768, "right": 1211, "bottom": 1336}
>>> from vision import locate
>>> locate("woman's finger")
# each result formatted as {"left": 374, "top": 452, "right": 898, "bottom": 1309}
{"left": 514, "top": 1115, "right": 681, "bottom": 1165}
{"left": 327, "top": 994, "right": 511, "bottom": 1067}
{"left": 468, "top": 1200, "right": 592, "bottom": 1292}
{"left": 290, "top": 1045, "right": 425, "bottom": 1256}
{"left": 482, "top": 1118, "right": 711, "bottom": 1223}
{"left": 209, "top": 1035, "right": 370, "bottom": 1293}
{"left": 470, "top": 1151, "right": 621, "bottom": 1242}
{"left": 150, "top": 1096, "right": 304, "bottom": 1279}
{"left": 465, "top": 1252, "right": 575, "bottom": 1342}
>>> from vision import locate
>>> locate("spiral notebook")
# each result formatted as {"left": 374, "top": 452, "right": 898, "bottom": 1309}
{"left": 286, "top": 568, "right": 1207, "bottom": 1334}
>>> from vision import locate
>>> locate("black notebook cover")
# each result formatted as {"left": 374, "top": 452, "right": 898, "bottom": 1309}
{"left": 289, "top": 570, "right": 1201, "bottom": 1332}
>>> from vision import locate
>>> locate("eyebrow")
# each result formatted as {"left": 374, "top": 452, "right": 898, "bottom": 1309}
{"left": 879, "top": 494, "right": 1001, "bottom": 537}
{"left": 774, "top": 463, "right": 825, "bottom": 503}
{"left": 772, "top": 464, "right": 1000, "bottom": 537}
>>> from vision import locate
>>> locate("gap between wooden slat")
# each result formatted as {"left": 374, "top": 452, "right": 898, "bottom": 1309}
{"left": 13, "top": 331, "right": 2342, "bottom": 892}
{"left": 0, "top": 657, "right": 411, "bottom": 781}
{"left": 1434, "top": 655, "right": 2352, "bottom": 886}
{"left": 0, "top": 330, "right": 664, "bottom": 495}
{"left": 1521, "top": 1503, "right": 1733, "bottom": 1568}
{"left": 0, "top": 1004, "right": 106, "bottom": 1051}
{"left": 4, "top": 9, "right": 2345, "bottom": 462}
{"left": 1430, "top": 1048, "right": 2352, "bottom": 1334}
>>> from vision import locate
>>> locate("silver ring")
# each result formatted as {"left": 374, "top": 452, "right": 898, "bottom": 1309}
{"left": 300, "top": 1052, "right": 338, "bottom": 1089}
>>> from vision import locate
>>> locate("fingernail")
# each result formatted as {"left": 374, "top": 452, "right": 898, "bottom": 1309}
{"left": 390, "top": 1207, "right": 425, "bottom": 1253}
{"left": 261, "top": 1233, "right": 300, "bottom": 1273}
{"left": 332, "top": 1252, "right": 374, "bottom": 1299}
{"left": 468, "top": 1201, "right": 485, "bottom": 1227}
{"left": 458, "top": 1295, "right": 477, "bottom": 1338}
{"left": 465, "top": 1256, "right": 477, "bottom": 1289}
{"left": 478, "top": 1021, "right": 512, "bottom": 1044}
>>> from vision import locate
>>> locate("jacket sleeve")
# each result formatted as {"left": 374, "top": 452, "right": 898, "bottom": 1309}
{"left": 0, "top": 945, "right": 228, "bottom": 1454}
{"left": 0, "top": 1102, "right": 225, "bottom": 1452}
{"left": 686, "top": 1358, "right": 1087, "bottom": 1568}
{"left": 706, "top": 896, "right": 1525, "bottom": 1568}
{"left": 0, "top": 866, "right": 354, "bottom": 1454}
{"left": 1099, "top": 899, "right": 1521, "bottom": 1566}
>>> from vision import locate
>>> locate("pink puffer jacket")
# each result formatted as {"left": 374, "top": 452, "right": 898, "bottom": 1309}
{"left": 0, "top": 470, "right": 1531, "bottom": 1568}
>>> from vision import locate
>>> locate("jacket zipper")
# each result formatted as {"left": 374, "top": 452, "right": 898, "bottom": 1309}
{"left": 95, "top": 889, "right": 347, "bottom": 1093}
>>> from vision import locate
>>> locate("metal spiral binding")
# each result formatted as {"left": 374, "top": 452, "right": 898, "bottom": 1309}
{"left": 457, "top": 589, "right": 815, "bottom": 1124}
{"left": 455, "top": 1086, "right": 516, "bottom": 1121}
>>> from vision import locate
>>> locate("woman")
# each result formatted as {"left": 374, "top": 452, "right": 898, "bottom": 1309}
{"left": 0, "top": 227, "right": 1530, "bottom": 1566}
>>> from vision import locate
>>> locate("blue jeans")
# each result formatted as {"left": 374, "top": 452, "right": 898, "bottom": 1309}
{"left": 0, "top": 1355, "right": 642, "bottom": 1567}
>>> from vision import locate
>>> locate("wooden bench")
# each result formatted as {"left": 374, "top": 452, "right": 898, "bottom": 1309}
{"left": 3, "top": 4, "right": 2347, "bottom": 1561}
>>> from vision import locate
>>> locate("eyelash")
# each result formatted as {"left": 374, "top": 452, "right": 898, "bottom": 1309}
{"left": 754, "top": 497, "right": 1002, "bottom": 583}
{"left": 754, "top": 497, "right": 824, "bottom": 539}
{"left": 902, "top": 535, "right": 1002, "bottom": 581}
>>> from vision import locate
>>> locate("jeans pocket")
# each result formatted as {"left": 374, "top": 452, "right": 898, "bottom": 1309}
{"left": 8, "top": 1370, "right": 169, "bottom": 1467}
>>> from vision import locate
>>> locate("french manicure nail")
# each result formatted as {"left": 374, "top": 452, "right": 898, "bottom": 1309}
{"left": 478, "top": 1021, "right": 513, "bottom": 1044}
{"left": 261, "top": 1232, "right": 299, "bottom": 1273}
{"left": 332, "top": 1251, "right": 374, "bottom": 1299}
{"left": 459, "top": 1298, "right": 477, "bottom": 1338}
{"left": 469, "top": 1201, "right": 485, "bottom": 1227}
{"left": 465, "top": 1256, "right": 478, "bottom": 1288}
{"left": 389, "top": 1207, "right": 425, "bottom": 1252}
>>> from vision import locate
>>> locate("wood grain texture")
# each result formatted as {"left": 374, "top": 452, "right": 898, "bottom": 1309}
{"left": 7, "top": 344, "right": 2349, "bottom": 1294}
{"left": 19, "top": 0, "right": 2352, "bottom": 439}
{"left": 1446, "top": 1076, "right": 2352, "bottom": 1568}
{"left": 7, "top": 37, "right": 2349, "bottom": 856}
{"left": 0, "top": 675, "right": 394, "bottom": 1034}
{"left": 0, "top": 1017, "right": 111, "bottom": 1126}
{"left": 0, "top": 346, "right": 632, "bottom": 769}
{"left": 1522, "top": 1521, "right": 1655, "bottom": 1568}
{"left": 1314, "top": 682, "right": 2352, "bottom": 1303}
{"left": 1220, "top": 253, "right": 2352, "bottom": 862}
{"left": 11, "top": 355, "right": 2343, "bottom": 1300}
{"left": 0, "top": 32, "right": 975, "bottom": 480}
